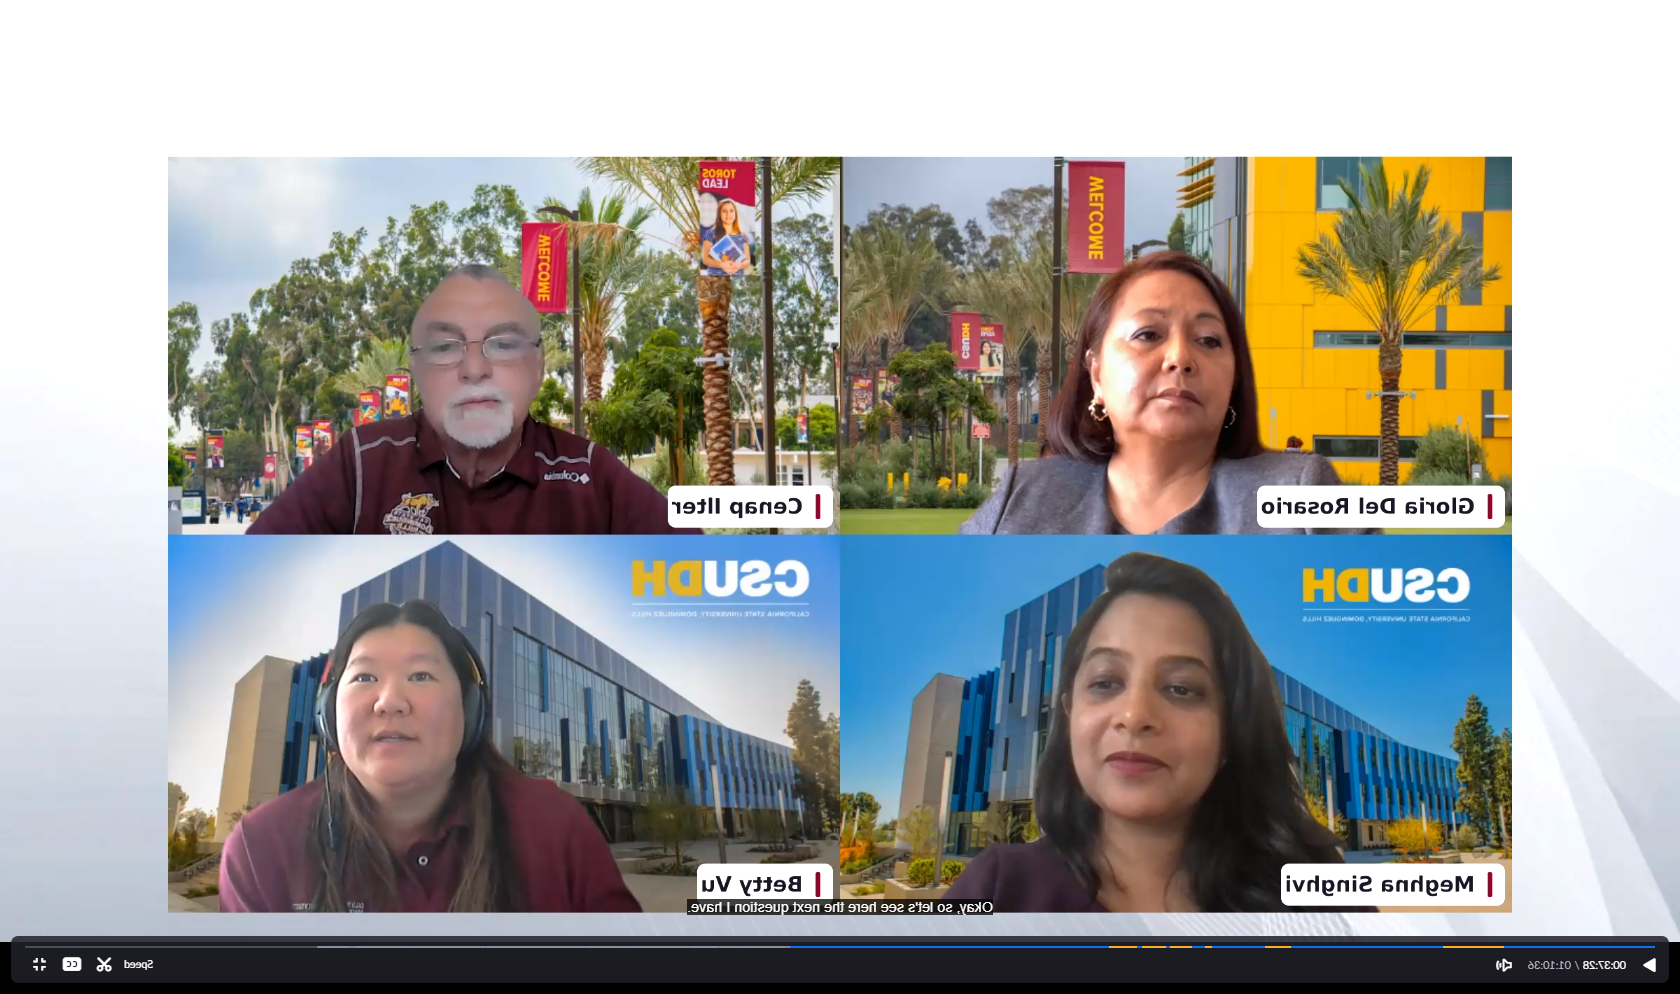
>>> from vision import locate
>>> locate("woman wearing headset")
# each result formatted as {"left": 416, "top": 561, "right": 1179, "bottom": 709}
{"left": 220, "top": 600, "right": 642, "bottom": 912}
{"left": 944, "top": 552, "right": 1371, "bottom": 913}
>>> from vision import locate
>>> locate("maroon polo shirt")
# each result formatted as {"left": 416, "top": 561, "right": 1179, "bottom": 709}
{"left": 247, "top": 414, "right": 697, "bottom": 535}
{"left": 219, "top": 772, "right": 643, "bottom": 913}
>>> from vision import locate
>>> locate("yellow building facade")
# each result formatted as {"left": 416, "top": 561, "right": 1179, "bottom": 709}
{"left": 1237, "top": 156, "right": 1512, "bottom": 483}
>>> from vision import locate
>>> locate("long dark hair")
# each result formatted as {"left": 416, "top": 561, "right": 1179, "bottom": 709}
{"left": 1034, "top": 552, "right": 1346, "bottom": 912}
{"left": 309, "top": 600, "right": 526, "bottom": 912}
{"left": 1046, "top": 252, "right": 1264, "bottom": 463}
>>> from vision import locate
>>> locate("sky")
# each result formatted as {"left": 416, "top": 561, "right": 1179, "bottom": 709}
{"left": 168, "top": 535, "right": 839, "bottom": 817}
{"left": 842, "top": 156, "right": 1188, "bottom": 248}
{"left": 167, "top": 157, "right": 837, "bottom": 436}
{"left": 840, "top": 536, "right": 1512, "bottom": 821}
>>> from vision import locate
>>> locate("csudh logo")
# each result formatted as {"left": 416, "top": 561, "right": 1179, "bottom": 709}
{"left": 1302, "top": 568, "right": 1469, "bottom": 604}
{"left": 632, "top": 560, "right": 808, "bottom": 598}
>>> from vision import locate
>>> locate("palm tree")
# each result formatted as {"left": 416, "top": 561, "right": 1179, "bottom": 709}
{"left": 840, "top": 278, "right": 892, "bottom": 447}
{"left": 844, "top": 225, "right": 951, "bottom": 443}
{"left": 331, "top": 336, "right": 408, "bottom": 415}
{"left": 579, "top": 157, "right": 840, "bottom": 485}
{"left": 541, "top": 189, "right": 654, "bottom": 405}
{"left": 1296, "top": 164, "right": 1500, "bottom": 485}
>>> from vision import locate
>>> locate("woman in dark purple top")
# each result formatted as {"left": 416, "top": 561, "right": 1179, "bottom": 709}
{"left": 946, "top": 552, "right": 1374, "bottom": 914}
{"left": 220, "top": 600, "right": 641, "bottom": 913}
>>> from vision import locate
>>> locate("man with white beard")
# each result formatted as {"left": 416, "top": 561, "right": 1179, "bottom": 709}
{"left": 250, "top": 265, "right": 696, "bottom": 534}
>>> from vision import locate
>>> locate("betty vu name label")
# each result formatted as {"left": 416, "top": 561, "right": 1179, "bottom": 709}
{"left": 695, "top": 863, "right": 836, "bottom": 901}
{"left": 1257, "top": 486, "right": 1506, "bottom": 529}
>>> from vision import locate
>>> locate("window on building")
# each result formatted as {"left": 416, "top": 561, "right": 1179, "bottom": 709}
{"left": 1314, "top": 331, "right": 1513, "bottom": 350}
{"left": 1007, "top": 670, "right": 1015, "bottom": 704}
{"left": 1312, "top": 436, "right": 1422, "bottom": 462}
{"left": 1485, "top": 157, "right": 1512, "bottom": 210}
{"left": 1002, "top": 738, "right": 1010, "bottom": 771}
{"left": 1317, "top": 156, "right": 1384, "bottom": 211}
{"left": 776, "top": 464, "right": 807, "bottom": 486}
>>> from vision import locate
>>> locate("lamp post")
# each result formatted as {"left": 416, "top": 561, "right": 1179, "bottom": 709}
{"left": 535, "top": 205, "right": 584, "bottom": 434}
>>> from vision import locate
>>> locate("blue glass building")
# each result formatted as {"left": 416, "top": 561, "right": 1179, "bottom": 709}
{"left": 927, "top": 565, "right": 1461, "bottom": 853}
{"left": 273, "top": 541, "right": 802, "bottom": 842}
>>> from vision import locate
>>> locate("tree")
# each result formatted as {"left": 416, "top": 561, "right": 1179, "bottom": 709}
{"left": 330, "top": 336, "right": 409, "bottom": 410}
{"left": 899, "top": 804, "right": 940, "bottom": 861}
{"left": 530, "top": 377, "right": 569, "bottom": 427}
{"left": 207, "top": 429, "right": 265, "bottom": 500}
{"left": 579, "top": 157, "right": 841, "bottom": 486}
{"left": 981, "top": 799, "right": 1022, "bottom": 847}
{"left": 168, "top": 443, "right": 189, "bottom": 487}
{"left": 168, "top": 303, "right": 202, "bottom": 428}
{"left": 634, "top": 790, "right": 701, "bottom": 866}
{"left": 176, "top": 807, "right": 213, "bottom": 839}
{"left": 986, "top": 186, "right": 1053, "bottom": 260}
{"left": 844, "top": 224, "right": 952, "bottom": 442}
{"left": 1296, "top": 164, "right": 1501, "bottom": 485}
{"left": 618, "top": 250, "right": 698, "bottom": 360}
{"left": 1166, "top": 213, "right": 1190, "bottom": 254}
{"left": 586, "top": 328, "right": 704, "bottom": 485}
{"left": 1408, "top": 423, "right": 1488, "bottom": 483}
{"left": 1385, "top": 817, "right": 1442, "bottom": 856}
{"left": 1493, "top": 727, "right": 1512, "bottom": 850}
{"left": 772, "top": 214, "right": 839, "bottom": 413}
{"left": 544, "top": 188, "right": 655, "bottom": 407}
{"left": 785, "top": 680, "right": 833, "bottom": 835}
{"left": 1452, "top": 695, "right": 1499, "bottom": 841}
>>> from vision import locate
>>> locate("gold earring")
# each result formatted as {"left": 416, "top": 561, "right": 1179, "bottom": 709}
{"left": 1088, "top": 395, "right": 1108, "bottom": 421}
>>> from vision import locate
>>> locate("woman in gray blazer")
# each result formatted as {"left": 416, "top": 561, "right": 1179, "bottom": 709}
{"left": 962, "top": 252, "right": 1374, "bottom": 535}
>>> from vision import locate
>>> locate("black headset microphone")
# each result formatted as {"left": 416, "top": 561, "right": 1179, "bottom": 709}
{"left": 313, "top": 630, "right": 490, "bottom": 853}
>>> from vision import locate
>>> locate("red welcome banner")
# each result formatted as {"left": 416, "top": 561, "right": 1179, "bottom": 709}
{"left": 356, "top": 390, "right": 381, "bottom": 426}
{"left": 1067, "top": 160, "right": 1126, "bottom": 274}
{"left": 950, "top": 311, "right": 981, "bottom": 371}
{"left": 520, "top": 222, "right": 568, "bottom": 313}
{"left": 296, "top": 425, "right": 314, "bottom": 468}
{"left": 385, "top": 374, "right": 410, "bottom": 419}
{"left": 262, "top": 453, "right": 278, "bottom": 480}
{"left": 698, "top": 160, "right": 758, "bottom": 207}
{"left": 313, "top": 419, "right": 334, "bottom": 457}
{"left": 978, "top": 323, "right": 1004, "bottom": 378}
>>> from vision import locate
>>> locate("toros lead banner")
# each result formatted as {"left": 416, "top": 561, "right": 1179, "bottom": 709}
{"left": 950, "top": 311, "right": 982, "bottom": 371}
{"left": 978, "top": 323, "right": 1004, "bottom": 379}
{"left": 698, "top": 160, "right": 758, "bottom": 207}
{"left": 1067, "top": 160, "right": 1126, "bottom": 274}
{"left": 520, "top": 222, "right": 568, "bottom": 314}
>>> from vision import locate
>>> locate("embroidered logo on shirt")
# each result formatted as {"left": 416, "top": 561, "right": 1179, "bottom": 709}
{"left": 383, "top": 492, "right": 440, "bottom": 534}
{"left": 544, "top": 470, "right": 591, "bottom": 484}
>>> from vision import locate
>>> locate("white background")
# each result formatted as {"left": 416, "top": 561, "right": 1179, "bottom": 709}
{"left": 0, "top": 0, "right": 1675, "bottom": 941}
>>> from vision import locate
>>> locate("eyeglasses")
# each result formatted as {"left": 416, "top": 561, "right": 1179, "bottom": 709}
{"left": 410, "top": 335, "right": 539, "bottom": 368}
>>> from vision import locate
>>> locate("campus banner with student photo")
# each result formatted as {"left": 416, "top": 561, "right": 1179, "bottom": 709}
{"left": 698, "top": 160, "right": 757, "bottom": 277}
{"left": 837, "top": 157, "right": 1513, "bottom": 533}
{"left": 168, "top": 535, "right": 841, "bottom": 913}
{"left": 384, "top": 373, "right": 410, "bottom": 419}
{"left": 839, "top": 535, "right": 1513, "bottom": 911}
{"left": 355, "top": 390, "right": 381, "bottom": 427}
{"left": 294, "top": 424, "right": 313, "bottom": 470}
{"left": 206, "top": 432, "right": 225, "bottom": 470}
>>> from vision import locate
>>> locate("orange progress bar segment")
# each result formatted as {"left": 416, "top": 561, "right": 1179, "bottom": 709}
{"left": 1266, "top": 945, "right": 1292, "bottom": 949}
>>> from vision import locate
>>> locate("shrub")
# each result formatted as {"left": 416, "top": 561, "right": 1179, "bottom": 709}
{"left": 1495, "top": 474, "right": 1513, "bottom": 514}
{"left": 1411, "top": 424, "right": 1486, "bottom": 479}
{"left": 1452, "top": 824, "right": 1480, "bottom": 852}
{"left": 1384, "top": 818, "right": 1442, "bottom": 855}
{"left": 879, "top": 440, "right": 913, "bottom": 476}
{"left": 907, "top": 481, "right": 942, "bottom": 508}
{"left": 941, "top": 860, "right": 965, "bottom": 884}
{"left": 1404, "top": 467, "right": 1471, "bottom": 487}
{"left": 839, "top": 483, "right": 871, "bottom": 510}
{"left": 853, "top": 883, "right": 884, "bottom": 896}
{"left": 907, "top": 858, "right": 936, "bottom": 888}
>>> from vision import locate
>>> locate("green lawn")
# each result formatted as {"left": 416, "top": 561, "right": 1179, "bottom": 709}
{"left": 839, "top": 509, "right": 975, "bottom": 535}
